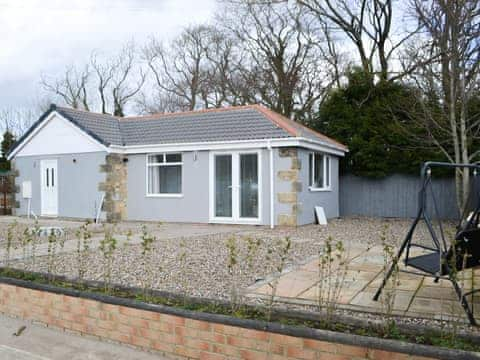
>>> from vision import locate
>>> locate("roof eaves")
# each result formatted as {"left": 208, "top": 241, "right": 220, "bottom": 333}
{"left": 55, "top": 107, "right": 112, "bottom": 147}
{"left": 7, "top": 104, "right": 56, "bottom": 159}
{"left": 252, "top": 104, "right": 347, "bottom": 152}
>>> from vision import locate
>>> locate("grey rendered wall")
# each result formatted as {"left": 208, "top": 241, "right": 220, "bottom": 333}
{"left": 339, "top": 174, "right": 459, "bottom": 219}
{"left": 14, "top": 152, "right": 107, "bottom": 219}
{"left": 297, "top": 149, "right": 340, "bottom": 224}
{"left": 273, "top": 148, "right": 340, "bottom": 226}
{"left": 126, "top": 150, "right": 271, "bottom": 224}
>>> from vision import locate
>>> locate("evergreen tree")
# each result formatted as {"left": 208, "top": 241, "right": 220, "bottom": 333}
{"left": 0, "top": 131, "right": 15, "bottom": 171}
{"left": 314, "top": 69, "right": 440, "bottom": 177}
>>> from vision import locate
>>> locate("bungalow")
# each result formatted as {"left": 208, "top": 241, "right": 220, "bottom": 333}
{"left": 7, "top": 104, "right": 347, "bottom": 226}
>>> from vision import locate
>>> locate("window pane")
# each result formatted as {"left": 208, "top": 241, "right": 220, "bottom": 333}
{"left": 215, "top": 155, "right": 232, "bottom": 217}
{"left": 240, "top": 154, "right": 258, "bottom": 218}
{"left": 148, "top": 154, "right": 164, "bottom": 163}
{"left": 166, "top": 153, "right": 182, "bottom": 163}
{"left": 148, "top": 165, "right": 182, "bottom": 194}
{"left": 314, "top": 153, "right": 324, "bottom": 188}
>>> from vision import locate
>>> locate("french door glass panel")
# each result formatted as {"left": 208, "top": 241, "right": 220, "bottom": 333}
{"left": 240, "top": 153, "right": 258, "bottom": 218}
{"left": 215, "top": 155, "right": 232, "bottom": 217}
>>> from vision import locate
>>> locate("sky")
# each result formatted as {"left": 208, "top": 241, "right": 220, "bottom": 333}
{"left": 0, "top": 0, "right": 217, "bottom": 110}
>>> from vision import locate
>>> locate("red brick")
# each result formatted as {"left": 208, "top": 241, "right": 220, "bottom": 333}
{"left": 227, "top": 336, "right": 268, "bottom": 351}
{"left": 186, "top": 318, "right": 211, "bottom": 331}
{"left": 152, "top": 340, "right": 175, "bottom": 353}
{"left": 368, "top": 349, "right": 410, "bottom": 360}
{"left": 286, "top": 346, "right": 316, "bottom": 360}
{"left": 199, "top": 351, "right": 226, "bottom": 360}
{"left": 336, "top": 344, "right": 369, "bottom": 357}
{"left": 270, "top": 333, "right": 303, "bottom": 347}
{"left": 185, "top": 338, "right": 211, "bottom": 351}
{"left": 130, "top": 335, "right": 151, "bottom": 348}
{"left": 213, "top": 323, "right": 241, "bottom": 336}
{"left": 160, "top": 314, "right": 185, "bottom": 326}
{"left": 318, "top": 354, "right": 349, "bottom": 360}
{"left": 211, "top": 344, "right": 239, "bottom": 357}
{"left": 239, "top": 349, "right": 268, "bottom": 360}
{"left": 175, "top": 345, "right": 200, "bottom": 358}
{"left": 239, "top": 328, "right": 269, "bottom": 341}
{"left": 303, "top": 339, "right": 337, "bottom": 353}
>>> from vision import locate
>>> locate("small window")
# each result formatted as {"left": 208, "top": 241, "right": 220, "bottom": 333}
{"left": 147, "top": 153, "right": 183, "bottom": 195}
{"left": 309, "top": 152, "right": 331, "bottom": 190}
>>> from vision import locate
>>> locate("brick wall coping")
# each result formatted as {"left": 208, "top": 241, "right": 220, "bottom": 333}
{"left": 0, "top": 275, "right": 478, "bottom": 360}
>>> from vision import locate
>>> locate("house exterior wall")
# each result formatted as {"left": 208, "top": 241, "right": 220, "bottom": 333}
{"left": 126, "top": 150, "right": 272, "bottom": 225}
{"left": 297, "top": 149, "right": 339, "bottom": 224}
{"left": 14, "top": 152, "right": 107, "bottom": 219}
{"left": 126, "top": 151, "right": 210, "bottom": 223}
{"left": 274, "top": 148, "right": 340, "bottom": 226}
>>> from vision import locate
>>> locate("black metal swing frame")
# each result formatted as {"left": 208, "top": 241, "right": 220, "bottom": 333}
{"left": 373, "top": 161, "right": 480, "bottom": 326}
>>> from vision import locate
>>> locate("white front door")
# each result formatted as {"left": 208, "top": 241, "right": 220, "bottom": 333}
{"left": 210, "top": 151, "right": 262, "bottom": 224}
{"left": 40, "top": 159, "right": 58, "bottom": 216}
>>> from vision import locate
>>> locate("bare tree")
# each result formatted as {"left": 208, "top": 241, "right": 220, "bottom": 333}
{"left": 41, "top": 41, "right": 145, "bottom": 116}
{"left": 41, "top": 66, "right": 90, "bottom": 110}
{"left": 220, "top": 1, "right": 333, "bottom": 120}
{"left": 403, "top": 0, "right": 480, "bottom": 208}
{"left": 144, "top": 25, "right": 214, "bottom": 111}
{"left": 297, "top": 0, "right": 421, "bottom": 81}
{"left": 0, "top": 108, "right": 38, "bottom": 136}
{"left": 110, "top": 42, "right": 147, "bottom": 117}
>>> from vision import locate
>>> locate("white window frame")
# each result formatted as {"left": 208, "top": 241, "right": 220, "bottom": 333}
{"left": 309, "top": 152, "right": 331, "bottom": 192}
{"left": 145, "top": 153, "right": 183, "bottom": 198}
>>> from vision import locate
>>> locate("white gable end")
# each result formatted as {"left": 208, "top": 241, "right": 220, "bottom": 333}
{"left": 15, "top": 113, "right": 107, "bottom": 157}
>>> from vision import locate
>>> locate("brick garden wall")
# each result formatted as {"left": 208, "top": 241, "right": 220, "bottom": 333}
{"left": 0, "top": 282, "right": 438, "bottom": 360}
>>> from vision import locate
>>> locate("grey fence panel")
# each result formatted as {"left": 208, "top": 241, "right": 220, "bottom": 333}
{"left": 339, "top": 174, "right": 459, "bottom": 219}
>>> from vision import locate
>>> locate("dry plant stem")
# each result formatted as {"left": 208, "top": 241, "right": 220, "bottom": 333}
{"left": 100, "top": 225, "right": 117, "bottom": 294}
{"left": 380, "top": 224, "right": 399, "bottom": 333}
{"left": 139, "top": 225, "right": 156, "bottom": 300}
{"left": 266, "top": 237, "right": 292, "bottom": 322}
{"left": 317, "top": 236, "right": 348, "bottom": 322}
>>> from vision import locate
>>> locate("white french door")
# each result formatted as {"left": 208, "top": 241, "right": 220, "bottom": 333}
{"left": 210, "top": 151, "right": 261, "bottom": 224}
{"left": 40, "top": 159, "right": 58, "bottom": 216}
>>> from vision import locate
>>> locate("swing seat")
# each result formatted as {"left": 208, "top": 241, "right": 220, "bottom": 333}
{"left": 406, "top": 252, "right": 443, "bottom": 275}
{"left": 406, "top": 227, "right": 480, "bottom": 276}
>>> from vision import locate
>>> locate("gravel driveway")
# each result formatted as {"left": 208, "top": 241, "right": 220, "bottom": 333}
{"left": 6, "top": 217, "right": 451, "bottom": 300}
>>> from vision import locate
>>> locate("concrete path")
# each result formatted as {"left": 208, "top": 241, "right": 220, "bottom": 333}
{"left": 0, "top": 314, "right": 168, "bottom": 360}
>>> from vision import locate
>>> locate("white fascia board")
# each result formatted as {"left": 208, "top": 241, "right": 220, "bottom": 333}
{"left": 109, "top": 137, "right": 346, "bottom": 156}
{"left": 8, "top": 111, "right": 110, "bottom": 160}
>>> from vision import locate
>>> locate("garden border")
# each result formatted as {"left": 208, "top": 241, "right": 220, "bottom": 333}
{"left": 0, "top": 275, "right": 479, "bottom": 359}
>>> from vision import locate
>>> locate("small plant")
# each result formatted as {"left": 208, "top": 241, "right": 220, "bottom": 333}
{"left": 46, "top": 228, "right": 58, "bottom": 280}
{"left": 379, "top": 224, "right": 399, "bottom": 334}
{"left": 75, "top": 221, "right": 92, "bottom": 284}
{"left": 100, "top": 225, "right": 117, "bottom": 293}
{"left": 30, "top": 221, "right": 40, "bottom": 269}
{"left": 21, "top": 226, "right": 32, "bottom": 269}
{"left": 139, "top": 225, "right": 156, "bottom": 300}
{"left": 265, "top": 236, "right": 292, "bottom": 321}
{"left": 226, "top": 235, "right": 241, "bottom": 312}
{"left": 317, "top": 236, "right": 347, "bottom": 322}
{"left": 177, "top": 238, "right": 188, "bottom": 305}
{"left": 4, "top": 220, "right": 17, "bottom": 268}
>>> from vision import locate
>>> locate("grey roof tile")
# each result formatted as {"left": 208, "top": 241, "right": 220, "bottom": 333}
{"left": 12, "top": 105, "right": 346, "bottom": 153}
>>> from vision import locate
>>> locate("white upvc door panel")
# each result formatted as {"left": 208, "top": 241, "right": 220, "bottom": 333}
{"left": 209, "top": 150, "right": 262, "bottom": 224}
{"left": 40, "top": 159, "right": 58, "bottom": 216}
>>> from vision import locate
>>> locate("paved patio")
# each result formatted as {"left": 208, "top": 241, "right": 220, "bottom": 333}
{"left": 246, "top": 243, "right": 480, "bottom": 324}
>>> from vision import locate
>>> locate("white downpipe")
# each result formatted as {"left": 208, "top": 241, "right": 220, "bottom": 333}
{"left": 268, "top": 141, "right": 275, "bottom": 229}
